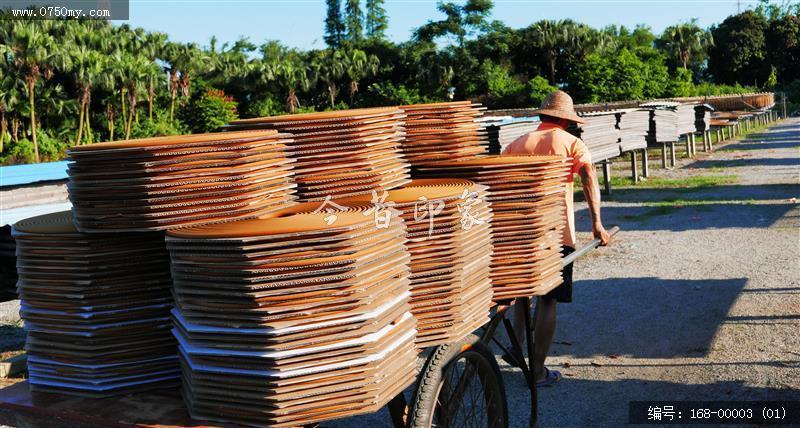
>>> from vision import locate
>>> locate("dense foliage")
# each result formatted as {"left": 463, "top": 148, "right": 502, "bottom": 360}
{"left": 0, "top": 0, "right": 796, "bottom": 165}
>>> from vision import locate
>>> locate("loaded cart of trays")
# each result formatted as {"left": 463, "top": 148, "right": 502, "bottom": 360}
{"left": 5, "top": 104, "right": 583, "bottom": 428}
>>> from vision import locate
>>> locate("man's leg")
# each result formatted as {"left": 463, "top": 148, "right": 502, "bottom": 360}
{"left": 532, "top": 297, "right": 557, "bottom": 382}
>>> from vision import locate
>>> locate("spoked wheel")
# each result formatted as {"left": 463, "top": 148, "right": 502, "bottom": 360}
{"left": 409, "top": 334, "right": 508, "bottom": 428}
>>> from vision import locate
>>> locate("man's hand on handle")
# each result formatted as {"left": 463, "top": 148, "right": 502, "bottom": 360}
{"left": 592, "top": 222, "right": 611, "bottom": 246}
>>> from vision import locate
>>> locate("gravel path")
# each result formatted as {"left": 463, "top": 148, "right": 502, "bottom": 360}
{"left": 1, "top": 119, "right": 797, "bottom": 427}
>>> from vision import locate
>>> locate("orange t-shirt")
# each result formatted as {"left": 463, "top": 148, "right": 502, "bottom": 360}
{"left": 501, "top": 122, "right": 592, "bottom": 248}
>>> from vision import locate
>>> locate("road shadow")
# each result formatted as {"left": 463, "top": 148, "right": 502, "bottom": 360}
{"left": 551, "top": 277, "right": 749, "bottom": 359}
{"left": 691, "top": 157, "right": 799, "bottom": 169}
{"left": 576, "top": 200, "right": 796, "bottom": 232}
{"left": 0, "top": 324, "right": 25, "bottom": 355}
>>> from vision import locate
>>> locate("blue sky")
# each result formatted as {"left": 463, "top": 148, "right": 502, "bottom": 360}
{"left": 127, "top": 0, "right": 758, "bottom": 50}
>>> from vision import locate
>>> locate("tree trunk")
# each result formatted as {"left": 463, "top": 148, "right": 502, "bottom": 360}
{"left": 287, "top": 90, "right": 299, "bottom": 113}
{"left": 28, "top": 80, "right": 39, "bottom": 163}
{"left": 106, "top": 103, "right": 115, "bottom": 142}
{"left": 12, "top": 118, "right": 19, "bottom": 144}
{"left": 548, "top": 54, "right": 556, "bottom": 85}
{"left": 75, "top": 99, "right": 86, "bottom": 146}
{"left": 84, "top": 99, "right": 93, "bottom": 144}
{"left": 350, "top": 80, "right": 358, "bottom": 104}
{"left": 148, "top": 82, "right": 155, "bottom": 121}
{"left": 120, "top": 88, "right": 128, "bottom": 130}
{"left": 681, "top": 50, "right": 689, "bottom": 69}
{"left": 328, "top": 80, "right": 336, "bottom": 108}
{"left": 125, "top": 93, "right": 137, "bottom": 140}
{"left": 0, "top": 112, "right": 5, "bottom": 154}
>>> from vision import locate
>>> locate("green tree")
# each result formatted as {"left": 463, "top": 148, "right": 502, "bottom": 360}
{"left": 312, "top": 49, "right": 346, "bottom": 108}
{"left": 527, "top": 75, "right": 557, "bottom": 106}
{"left": 345, "top": 0, "right": 364, "bottom": 44}
{"left": 656, "top": 19, "right": 713, "bottom": 70}
{"left": 345, "top": 49, "right": 379, "bottom": 103}
{"left": 0, "top": 21, "right": 67, "bottom": 162}
{"left": 766, "top": 14, "right": 800, "bottom": 84}
{"left": 414, "top": 0, "right": 494, "bottom": 48}
{"left": 324, "top": 0, "right": 346, "bottom": 47}
{"left": 365, "top": 0, "right": 388, "bottom": 39}
{"left": 708, "top": 11, "right": 770, "bottom": 86}
{"left": 0, "top": 74, "right": 21, "bottom": 153}
{"left": 182, "top": 89, "right": 238, "bottom": 133}
{"left": 528, "top": 20, "right": 566, "bottom": 84}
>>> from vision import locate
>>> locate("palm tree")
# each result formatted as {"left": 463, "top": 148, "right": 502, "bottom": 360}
{"left": 0, "top": 74, "right": 21, "bottom": 153}
{"left": 658, "top": 19, "right": 713, "bottom": 70}
{"left": 344, "top": 49, "right": 379, "bottom": 103}
{"left": 0, "top": 21, "right": 68, "bottom": 162}
{"left": 530, "top": 20, "right": 570, "bottom": 84}
{"left": 312, "top": 49, "right": 346, "bottom": 108}
{"left": 68, "top": 46, "right": 106, "bottom": 145}
{"left": 120, "top": 55, "right": 151, "bottom": 139}
{"left": 279, "top": 60, "right": 311, "bottom": 113}
{"left": 141, "top": 32, "right": 167, "bottom": 121}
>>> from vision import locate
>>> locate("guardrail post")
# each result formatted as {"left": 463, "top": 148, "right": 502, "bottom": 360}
{"left": 641, "top": 148, "right": 649, "bottom": 178}
{"left": 669, "top": 141, "right": 676, "bottom": 167}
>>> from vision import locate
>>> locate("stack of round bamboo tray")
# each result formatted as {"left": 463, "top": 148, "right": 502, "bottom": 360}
{"left": 66, "top": 130, "right": 297, "bottom": 232}
{"left": 165, "top": 205, "right": 417, "bottom": 427}
{"left": 225, "top": 108, "right": 411, "bottom": 202}
{"left": 416, "top": 156, "right": 571, "bottom": 301}
{"left": 399, "top": 101, "right": 488, "bottom": 166}
{"left": 339, "top": 179, "right": 494, "bottom": 348}
{"left": 12, "top": 211, "right": 177, "bottom": 397}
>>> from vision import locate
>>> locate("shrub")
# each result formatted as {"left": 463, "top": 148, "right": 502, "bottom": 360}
{"left": 181, "top": 89, "right": 238, "bottom": 133}
{"left": 528, "top": 76, "right": 557, "bottom": 107}
{"left": 364, "top": 82, "right": 429, "bottom": 105}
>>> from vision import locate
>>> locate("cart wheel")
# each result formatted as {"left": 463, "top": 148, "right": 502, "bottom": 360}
{"left": 409, "top": 334, "right": 508, "bottom": 428}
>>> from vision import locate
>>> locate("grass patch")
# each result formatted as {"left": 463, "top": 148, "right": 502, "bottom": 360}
{"left": 622, "top": 198, "right": 756, "bottom": 221}
{"left": 575, "top": 174, "right": 737, "bottom": 190}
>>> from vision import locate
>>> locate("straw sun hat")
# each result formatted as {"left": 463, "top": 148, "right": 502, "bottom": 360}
{"left": 534, "top": 90, "right": 585, "bottom": 124}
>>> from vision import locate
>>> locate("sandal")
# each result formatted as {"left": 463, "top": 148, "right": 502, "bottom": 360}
{"left": 536, "top": 367, "right": 562, "bottom": 387}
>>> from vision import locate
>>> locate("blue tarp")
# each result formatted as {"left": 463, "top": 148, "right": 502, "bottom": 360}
{"left": 0, "top": 161, "right": 69, "bottom": 188}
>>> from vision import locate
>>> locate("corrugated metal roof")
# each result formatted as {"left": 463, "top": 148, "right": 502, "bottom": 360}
{"left": 0, "top": 161, "right": 69, "bottom": 188}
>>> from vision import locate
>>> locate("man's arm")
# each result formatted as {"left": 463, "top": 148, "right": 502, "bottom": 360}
{"left": 578, "top": 163, "right": 611, "bottom": 246}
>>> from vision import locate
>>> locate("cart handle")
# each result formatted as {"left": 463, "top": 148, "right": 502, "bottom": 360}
{"left": 561, "top": 225, "right": 620, "bottom": 267}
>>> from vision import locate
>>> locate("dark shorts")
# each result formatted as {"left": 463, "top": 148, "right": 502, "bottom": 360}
{"left": 543, "top": 246, "right": 575, "bottom": 303}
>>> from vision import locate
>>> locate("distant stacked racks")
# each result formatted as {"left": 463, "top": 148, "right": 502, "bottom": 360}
{"left": 166, "top": 205, "right": 417, "bottom": 427}
{"left": 66, "top": 131, "right": 297, "bottom": 232}
{"left": 574, "top": 111, "right": 621, "bottom": 162}
{"left": 641, "top": 102, "right": 679, "bottom": 143}
{"left": 417, "top": 156, "right": 570, "bottom": 301}
{"left": 483, "top": 120, "right": 541, "bottom": 155}
{"left": 13, "top": 211, "right": 177, "bottom": 396}
{"left": 676, "top": 103, "right": 698, "bottom": 136}
{"left": 617, "top": 109, "right": 651, "bottom": 152}
{"left": 704, "top": 92, "right": 775, "bottom": 111}
{"left": 339, "top": 179, "right": 494, "bottom": 348}
{"left": 225, "top": 108, "right": 410, "bottom": 201}
{"left": 695, "top": 104, "right": 713, "bottom": 133}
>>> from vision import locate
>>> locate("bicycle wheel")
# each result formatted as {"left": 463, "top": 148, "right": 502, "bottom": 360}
{"left": 409, "top": 334, "right": 508, "bottom": 428}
